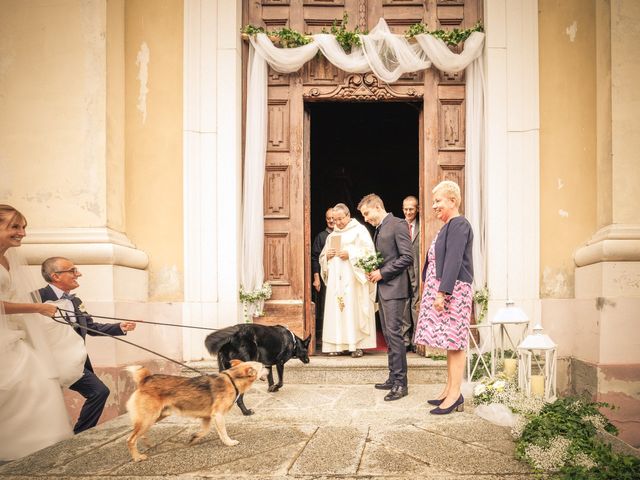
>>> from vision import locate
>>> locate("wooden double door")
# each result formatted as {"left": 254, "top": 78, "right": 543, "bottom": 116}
{"left": 244, "top": 0, "right": 482, "bottom": 348}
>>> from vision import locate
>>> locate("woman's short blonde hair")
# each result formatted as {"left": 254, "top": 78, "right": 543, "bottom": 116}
{"left": 432, "top": 180, "right": 461, "bottom": 207}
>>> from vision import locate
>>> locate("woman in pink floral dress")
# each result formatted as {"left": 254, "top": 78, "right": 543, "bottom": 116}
{"left": 414, "top": 181, "right": 473, "bottom": 415}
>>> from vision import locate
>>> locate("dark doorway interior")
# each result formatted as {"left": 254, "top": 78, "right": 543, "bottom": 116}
{"left": 309, "top": 102, "right": 420, "bottom": 235}
{"left": 309, "top": 101, "right": 420, "bottom": 346}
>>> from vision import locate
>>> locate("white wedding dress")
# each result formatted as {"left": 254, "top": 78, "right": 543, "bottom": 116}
{"left": 0, "top": 262, "right": 87, "bottom": 461}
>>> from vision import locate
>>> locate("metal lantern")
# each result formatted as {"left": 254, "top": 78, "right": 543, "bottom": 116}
{"left": 517, "top": 323, "right": 557, "bottom": 401}
{"left": 490, "top": 300, "right": 529, "bottom": 376}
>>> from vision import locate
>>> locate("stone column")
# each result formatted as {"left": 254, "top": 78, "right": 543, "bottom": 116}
{"left": 573, "top": 0, "right": 640, "bottom": 446}
{"left": 0, "top": 0, "right": 148, "bottom": 300}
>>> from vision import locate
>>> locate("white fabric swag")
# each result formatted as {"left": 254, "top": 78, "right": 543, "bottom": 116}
{"left": 241, "top": 19, "right": 486, "bottom": 317}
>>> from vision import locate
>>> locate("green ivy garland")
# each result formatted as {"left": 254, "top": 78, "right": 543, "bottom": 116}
{"left": 406, "top": 20, "right": 484, "bottom": 46}
{"left": 323, "top": 12, "right": 364, "bottom": 53}
{"left": 241, "top": 14, "right": 483, "bottom": 51}
{"left": 473, "top": 286, "right": 489, "bottom": 324}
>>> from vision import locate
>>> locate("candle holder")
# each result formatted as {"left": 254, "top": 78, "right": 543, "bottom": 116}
{"left": 490, "top": 300, "right": 529, "bottom": 376}
{"left": 465, "top": 322, "right": 494, "bottom": 381}
{"left": 517, "top": 323, "right": 557, "bottom": 401}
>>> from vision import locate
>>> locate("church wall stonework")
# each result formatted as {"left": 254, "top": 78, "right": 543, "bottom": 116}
{"left": 538, "top": 0, "right": 640, "bottom": 446}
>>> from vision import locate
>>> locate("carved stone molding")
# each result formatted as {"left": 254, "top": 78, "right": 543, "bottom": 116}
{"left": 358, "top": 0, "right": 367, "bottom": 31}
{"left": 303, "top": 73, "right": 423, "bottom": 101}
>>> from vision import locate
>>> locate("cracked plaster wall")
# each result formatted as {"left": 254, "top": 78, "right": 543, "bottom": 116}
{"left": 539, "top": 0, "right": 597, "bottom": 299}
{"left": 124, "top": 0, "right": 184, "bottom": 301}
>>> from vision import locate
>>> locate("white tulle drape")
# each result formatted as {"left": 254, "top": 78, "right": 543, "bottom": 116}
{"left": 241, "top": 19, "right": 486, "bottom": 313}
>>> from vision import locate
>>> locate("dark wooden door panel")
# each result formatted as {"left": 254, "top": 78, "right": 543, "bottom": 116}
{"left": 244, "top": 0, "right": 483, "bottom": 337}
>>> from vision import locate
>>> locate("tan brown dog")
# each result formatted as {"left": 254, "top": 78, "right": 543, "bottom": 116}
{"left": 125, "top": 360, "right": 267, "bottom": 462}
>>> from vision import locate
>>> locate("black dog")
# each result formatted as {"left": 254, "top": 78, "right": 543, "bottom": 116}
{"left": 205, "top": 324, "right": 311, "bottom": 415}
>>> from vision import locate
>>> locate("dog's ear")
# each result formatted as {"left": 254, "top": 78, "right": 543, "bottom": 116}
{"left": 238, "top": 366, "right": 256, "bottom": 378}
{"left": 230, "top": 359, "right": 242, "bottom": 367}
{"left": 302, "top": 335, "right": 311, "bottom": 348}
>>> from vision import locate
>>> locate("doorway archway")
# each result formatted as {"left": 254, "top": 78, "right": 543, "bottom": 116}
{"left": 308, "top": 102, "right": 420, "bottom": 347}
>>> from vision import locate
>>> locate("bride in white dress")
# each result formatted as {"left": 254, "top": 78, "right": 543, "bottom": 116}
{"left": 0, "top": 205, "right": 87, "bottom": 461}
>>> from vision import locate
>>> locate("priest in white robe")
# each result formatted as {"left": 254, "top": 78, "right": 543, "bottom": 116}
{"left": 320, "top": 203, "right": 377, "bottom": 356}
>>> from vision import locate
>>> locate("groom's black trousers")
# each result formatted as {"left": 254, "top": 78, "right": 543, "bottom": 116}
{"left": 69, "top": 368, "right": 110, "bottom": 434}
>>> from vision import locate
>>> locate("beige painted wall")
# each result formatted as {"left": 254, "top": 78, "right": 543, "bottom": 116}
{"left": 107, "top": 0, "right": 126, "bottom": 232}
{"left": 0, "top": 0, "right": 109, "bottom": 227}
{"left": 124, "top": 0, "right": 183, "bottom": 301}
{"left": 539, "top": 0, "right": 598, "bottom": 298}
{"left": 610, "top": 0, "right": 640, "bottom": 225}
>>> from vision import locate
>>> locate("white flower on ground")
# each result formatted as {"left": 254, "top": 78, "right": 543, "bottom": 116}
{"left": 524, "top": 436, "right": 571, "bottom": 472}
{"left": 474, "top": 383, "right": 487, "bottom": 396}
{"left": 574, "top": 452, "right": 597, "bottom": 470}
{"left": 582, "top": 414, "right": 607, "bottom": 431}
{"left": 493, "top": 380, "right": 506, "bottom": 391}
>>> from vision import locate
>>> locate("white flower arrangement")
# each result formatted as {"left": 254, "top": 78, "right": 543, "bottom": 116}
{"left": 472, "top": 374, "right": 545, "bottom": 417}
{"left": 239, "top": 282, "right": 272, "bottom": 322}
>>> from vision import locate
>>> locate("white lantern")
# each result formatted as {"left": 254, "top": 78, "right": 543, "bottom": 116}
{"left": 490, "top": 300, "right": 529, "bottom": 376}
{"left": 517, "top": 323, "right": 557, "bottom": 401}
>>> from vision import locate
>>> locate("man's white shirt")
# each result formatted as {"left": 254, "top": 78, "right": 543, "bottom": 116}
{"left": 48, "top": 284, "right": 76, "bottom": 322}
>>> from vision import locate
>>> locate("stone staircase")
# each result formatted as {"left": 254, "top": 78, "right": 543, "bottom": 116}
{"left": 187, "top": 351, "right": 447, "bottom": 384}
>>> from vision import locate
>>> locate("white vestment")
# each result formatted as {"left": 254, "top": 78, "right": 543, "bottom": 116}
{"left": 320, "top": 219, "right": 376, "bottom": 352}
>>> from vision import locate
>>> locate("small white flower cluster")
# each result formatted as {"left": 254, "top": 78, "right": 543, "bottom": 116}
{"left": 510, "top": 415, "right": 528, "bottom": 439}
{"left": 582, "top": 414, "right": 608, "bottom": 431}
{"left": 239, "top": 282, "right": 272, "bottom": 321}
{"left": 524, "top": 435, "right": 571, "bottom": 472}
{"left": 573, "top": 452, "right": 597, "bottom": 470}
{"left": 239, "top": 282, "right": 272, "bottom": 303}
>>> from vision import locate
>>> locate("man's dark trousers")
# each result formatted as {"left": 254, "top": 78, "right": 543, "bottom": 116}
{"left": 373, "top": 213, "right": 413, "bottom": 389}
{"left": 69, "top": 368, "right": 110, "bottom": 434}
{"left": 379, "top": 298, "right": 408, "bottom": 387}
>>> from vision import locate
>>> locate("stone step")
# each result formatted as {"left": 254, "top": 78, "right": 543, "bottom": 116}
{"left": 186, "top": 351, "right": 447, "bottom": 384}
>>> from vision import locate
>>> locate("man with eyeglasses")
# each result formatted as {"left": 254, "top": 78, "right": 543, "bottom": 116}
{"left": 38, "top": 257, "right": 136, "bottom": 433}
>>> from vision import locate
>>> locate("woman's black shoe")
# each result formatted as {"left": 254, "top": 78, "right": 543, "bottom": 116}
{"left": 427, "top": 398, "right": 444, "bottom": 406}
{"left": 429, "top": 394, "right": 464, "bottom": 415}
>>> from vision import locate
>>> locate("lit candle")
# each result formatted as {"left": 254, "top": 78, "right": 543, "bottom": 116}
{"left": 530, "top": 375, "right": 545, "bottom": 397}
{"left": 503, "top": 358, "right": 517, "bottom": 378}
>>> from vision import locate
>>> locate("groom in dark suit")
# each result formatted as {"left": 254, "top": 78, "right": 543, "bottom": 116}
{"left": 39, "top": 257, "right": 136, "bottom": 433}
{"left": 358, "top": 194, "right": 413, "bottom": 401}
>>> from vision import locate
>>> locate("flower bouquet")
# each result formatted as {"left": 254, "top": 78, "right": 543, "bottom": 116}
{"left": 355, "top": 251, "right": 384, "bottom": 273}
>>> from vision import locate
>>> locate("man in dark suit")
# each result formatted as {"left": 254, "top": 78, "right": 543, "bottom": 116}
{"left": 311, "top": 207, "right": 335, "bottom": 342}
{"left": 39, "top": 257, "right": 136, "bottom": 433}
{"left": 402, "top": 196, "right": 421, "bottom": 352}
{"left": 358, "top": 194, "right": 413, "bottom": 401}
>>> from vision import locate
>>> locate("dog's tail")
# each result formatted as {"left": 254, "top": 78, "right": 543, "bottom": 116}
{"left": 204, "top": 325, "right": 242, "bottom": 355}
{"left": 126, "top": 365, "right": 152, "bottom": 386}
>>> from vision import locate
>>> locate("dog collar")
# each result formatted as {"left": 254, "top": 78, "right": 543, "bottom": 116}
{"left": 286, "top": 327, "right": 296, "bottom": 346}
{"left": 221, "top": 371, "right": 240, "bottom": 404}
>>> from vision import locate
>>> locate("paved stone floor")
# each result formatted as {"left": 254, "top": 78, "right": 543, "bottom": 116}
{"left": 0, "top": 382, "right": 538, "bottom": 479}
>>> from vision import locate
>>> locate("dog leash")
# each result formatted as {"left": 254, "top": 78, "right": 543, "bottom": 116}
{"left": 54, "top": 307, "right": 220, "bottom": 331}
{"left": 53, "top": 309, "right": 208, "bottom": 376}
{"left": 220, "top": 371, "right": 240, "bottom": 404}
